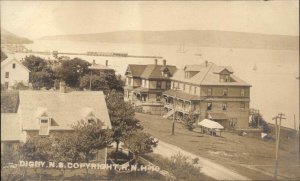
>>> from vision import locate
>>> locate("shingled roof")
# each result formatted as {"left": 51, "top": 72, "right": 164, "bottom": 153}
{"left": 18, "top": 90, "right": 111, "bottom": 130}
{"left": 125, "top": 64, "right": 147, "bottom": 77}
{"left": 172, "top": 62, "right": 251, "bottom": 86}
{"left": 126, "top": 64, "right": 177, "bottom": 79}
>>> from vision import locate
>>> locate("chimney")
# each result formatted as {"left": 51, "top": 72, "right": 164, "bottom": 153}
{"left": 205, "top": 60, "right": 208, "bottom": 67}
{"left": 163, "top": 59, "right": 166, "bottom": 66}
{"left": 59, "top": 81, "right": 66, "bottom": 93}
{"left": 93, "top": 60, "right": 96, "bottom": 65}
{"left": 154, "top": 59, "right": 158, "bottom": 65}
{"left": 106, "top": 60, "right": 108, "bottom": 66}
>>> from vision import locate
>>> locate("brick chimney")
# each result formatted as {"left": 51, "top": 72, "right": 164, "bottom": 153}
{"left": 93, "top": 60, "right": 96, "bottom": 65}
{"left": 154, "top": 59, "right": 158, "bottom": 65}
{"left": 205, "top": 60, "right": 208, "bottom": 67}
{"left": 163, "top": 59, "right": 166, "bottom": 66}
{"left": 59, "top": 81, "right": 66, "bottom": 93}
{"left": 106, "top": 60, "right": 108, "bottom": 66}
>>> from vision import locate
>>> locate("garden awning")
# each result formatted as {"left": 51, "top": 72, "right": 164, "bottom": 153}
{"left": 198, "top": 119, "right": 224, "bottom": 129}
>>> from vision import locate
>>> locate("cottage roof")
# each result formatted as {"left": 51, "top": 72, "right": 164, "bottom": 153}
{"left": 18, "top": 90, "right": 111, "bottom": 131}
{"left": 1, "top": 113, "right": 21, "bottom": 141}
{"left": 172, "top": 62, "right": 250, "bottom": 86}
{"left": 1, "top": 57, "right": 31, "bottom": 72}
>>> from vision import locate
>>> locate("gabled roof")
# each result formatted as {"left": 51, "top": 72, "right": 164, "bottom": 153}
{"left": 1, "top": 57, "right": 31, "bottom": 72}
{"left": 172, "top": 62, "right": 251, "bottom": 87}
{"left": 1, "top": 113, "right": 21, "bottom": 141}
{"left": 18, "top": 90, "right": 111, "bottom": 131}
{"left": 126, "top": 64, "right": 177, "bottom": 79}
{"left": 125, "top": 64, "right": 147, "bottom": 77}
{"left": 140, "top": 65, "right": 177, "bottom": 79}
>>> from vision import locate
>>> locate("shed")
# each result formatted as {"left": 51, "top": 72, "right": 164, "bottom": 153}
{"left": 198, "top": 119, "right": 224, "bottom": 136}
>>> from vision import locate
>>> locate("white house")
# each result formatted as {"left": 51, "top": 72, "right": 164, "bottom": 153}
{"left": 1, "top": 57, "right": 30, "bottom": 89}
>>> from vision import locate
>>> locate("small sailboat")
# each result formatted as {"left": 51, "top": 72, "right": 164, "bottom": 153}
{"left": 253, "top": 64, "right": 257, "bottom": 71}
{"left": 177, "top": 43, "right": 187, "bottom": 53}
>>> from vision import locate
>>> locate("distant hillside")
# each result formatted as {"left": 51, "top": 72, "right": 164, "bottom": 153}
{"left": 40, "top": 30, "right": 299, "bottom": 50}
{"left": 1, "top": 28, "right": 33, "bottom": 44}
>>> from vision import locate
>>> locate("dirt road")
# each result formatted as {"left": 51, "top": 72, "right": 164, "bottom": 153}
{"left": 153, "top": 140, "right": 251, "bottom": 180}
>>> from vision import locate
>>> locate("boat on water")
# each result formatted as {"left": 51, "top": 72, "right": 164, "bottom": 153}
{"left": 177, "top": 43, "right": 187, "bottom": 53}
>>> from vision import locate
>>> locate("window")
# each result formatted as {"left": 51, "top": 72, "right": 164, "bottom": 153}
{"left": 222, "top": 103, "right": 227, "bottom": 111}
{"left": 4, "top": 82, "right": 9, "bottom": 89}
{"left": 12, "top": 63, "right": 16, "bottom": 69}
{"left": 166, "top": 82, "right": 171, "bottom": 89}
{"left": 207, "top": 102, "right": 212, "bottom": 111}
{"left": 157, "top": 81, "right": 162, "bottom": 89}
{"left": 223, "top": 88, "right": 228, "bottom": 96}
{"left": 156, "top": 94, "right": 161, "bottom": 101}
{"left": 172, "top": 81, "right": 175, "bottom": 89}
{"left": 88, "top": 118, "right": 95, "bottom": 124}
{"left": 189, "top": 85, "right": 192, "bottom": 93}
{"left": 41, "top": 119, "right": 48, "bottom": 124}
{"left": 39, "top": 118, "right": 50, "bottom": 136}
{"left": 5, "top": 72, "right": 9, "bottom": 78}
{"left": 241, "top": 89, "right": 245, "bottom": 97}
{"left": 183, "top": 84, "right": 185, "bottom": 91}
{"left": 194, "top": 87, "right": 197, "bottom": 94}
{"left": 240, "top": 102, "right": 245, "bottom": 109}
{"left": 207, "top": 88, "right": 212, "bottom": 96}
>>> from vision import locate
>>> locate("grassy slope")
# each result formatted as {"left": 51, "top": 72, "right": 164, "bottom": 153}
{"left": 136, "top": 112, "right": 300, "bottom": 180}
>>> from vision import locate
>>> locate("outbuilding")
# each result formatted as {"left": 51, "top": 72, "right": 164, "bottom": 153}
{"left": 198, "top": 119, "right": 224, "bottom": 136}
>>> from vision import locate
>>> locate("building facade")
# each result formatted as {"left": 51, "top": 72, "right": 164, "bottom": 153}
{"left": 1, "top": 88, "right": 112, "bottom": 162}
{"left": 124, "top": 59, "right": 177, "bottom": 115}
{"left": 1, "top": 57, "right": 30, "bottom": 89}
{"left": 163, "top": 61, "right": 251, "bottom": 129}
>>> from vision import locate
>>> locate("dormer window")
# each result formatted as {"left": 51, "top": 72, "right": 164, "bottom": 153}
{"left": 39, "top": 117, "right": 50, "bottom": 136}
{"left": 220, "top": 74, "right": 230, "bottom": 82}
{"left": 88, "top": 118, "right": 96, "bottom": 124}
{"left": 223, "top": 88, "right": 228, "bottom": 96}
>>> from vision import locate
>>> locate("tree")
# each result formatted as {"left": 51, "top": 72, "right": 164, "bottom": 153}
{"left": 79, "top": 74, "right": 110, "bottom": 92}
{"left": 79, "top": 73, "right": 124, "bottom": 93}
{"left": 56, "top": 58, "right": 90, "bottom": 87}
{"left": 123, "top": 132, "right": 158, "bottom": 164}
{"left": 183, "top": 113, "right": 197, "bottom": 131}
{"left": 30, "top": 71, "right": 55, "bottom": 89}
{"left": 22, "top": 55, "right": 48, "bottom": 72}
{"left": 105, "top": 90, "right": 143, "bottom": 154}
{"left": 71, "top": 120, "right": 112, "bottom": 163}
{"left": 22, "top": 55, "right": 56, "bottom": 89}
{"left": 20, "top": 137, "right": 53, "bottom": 179}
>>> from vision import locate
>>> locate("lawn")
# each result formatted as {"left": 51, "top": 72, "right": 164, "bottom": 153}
{"left": 136, "top": 112, "right": 300, "bottom": 180}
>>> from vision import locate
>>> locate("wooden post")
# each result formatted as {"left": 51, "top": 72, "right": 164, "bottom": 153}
{"left": 273, "top": 113, "right": 286, "bottom": 179}
{"left": 89, "top": 70, "right": 92, "bottom": 90}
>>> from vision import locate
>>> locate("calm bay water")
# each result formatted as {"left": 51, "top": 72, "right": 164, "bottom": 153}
{"left": 15, "top": 40, "right": 299, "bottom": 129}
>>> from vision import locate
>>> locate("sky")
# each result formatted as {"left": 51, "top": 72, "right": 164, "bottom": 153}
{"left": 1, "top": 1, "right": 299, "bottom": 39}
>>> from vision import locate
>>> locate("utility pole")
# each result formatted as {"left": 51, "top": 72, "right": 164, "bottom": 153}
{"left": 172, "top": 87, "right": 179, "bottom": 135}
{"left": 273, "top": 113, "right": 286, "bottom": 180}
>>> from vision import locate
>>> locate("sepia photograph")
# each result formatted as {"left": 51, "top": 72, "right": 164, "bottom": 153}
{"left": 1, "top": 1, "right": 299, "bottom": 180}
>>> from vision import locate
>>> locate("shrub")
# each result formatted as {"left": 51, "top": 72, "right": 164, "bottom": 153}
{"left": 145, "top": 153, "right": 210, "bottom": 181}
